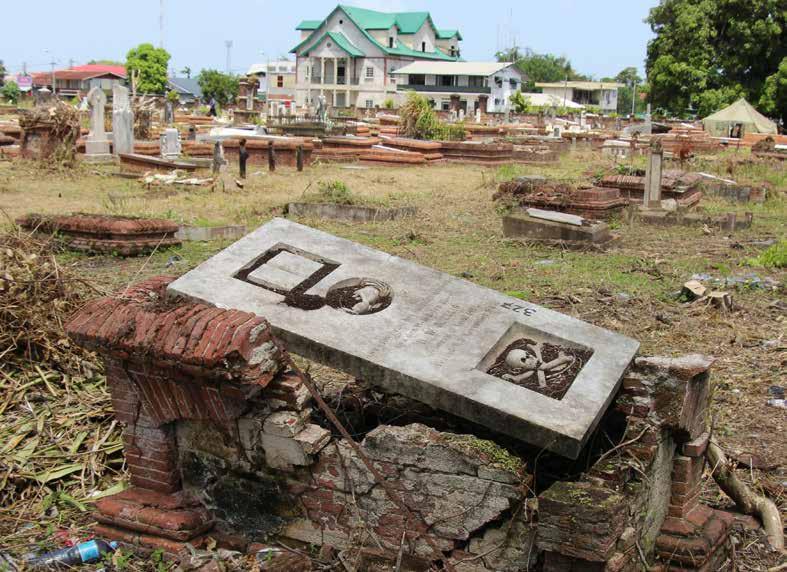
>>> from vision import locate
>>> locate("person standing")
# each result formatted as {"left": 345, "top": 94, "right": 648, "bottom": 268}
{"left": 208, "top": 97, "right": 217, "bottom": 117}
{"left": 238, "top": 138, "right": 249, "bottom": 179}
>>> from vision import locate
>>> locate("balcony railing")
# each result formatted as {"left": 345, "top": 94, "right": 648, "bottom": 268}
{"left": 308, "top": 75, "right": 362, "bottom": 86}
{"left": 396, "top": 84, "right": 491, "bottom": 94}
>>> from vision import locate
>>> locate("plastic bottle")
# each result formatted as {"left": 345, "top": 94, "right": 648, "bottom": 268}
{"left": 26, "top": 539, "right": 118, "bottom": 568}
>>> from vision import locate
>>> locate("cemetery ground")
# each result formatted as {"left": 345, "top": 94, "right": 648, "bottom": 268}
{"left": 0, "top": 151, "right": 785, "bottom": 570}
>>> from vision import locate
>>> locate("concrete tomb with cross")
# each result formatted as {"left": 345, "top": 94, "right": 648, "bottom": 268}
{"left": 169, "top": 219, "right": 639, "bottom": 458}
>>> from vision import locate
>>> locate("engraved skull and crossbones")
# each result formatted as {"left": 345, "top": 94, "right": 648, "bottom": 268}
{"left": 501, "top": 342, "right": 574, "bottom": 388}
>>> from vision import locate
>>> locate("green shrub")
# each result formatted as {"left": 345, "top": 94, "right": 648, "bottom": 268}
{"left": 747, "top": 240, "right": 787, "bottom": 268}
{"left": 1, "top": 81, "right": 20, "bottom": 104}
{"left": 317, "top": 180, "right": 354, "bottom": 204}
{"left": 400, "top": 91, "right": 466, "bottom": 141}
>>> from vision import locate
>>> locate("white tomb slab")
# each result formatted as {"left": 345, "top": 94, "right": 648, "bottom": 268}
{"left": 168, "top": 219, "right": 639, "bottom": 458}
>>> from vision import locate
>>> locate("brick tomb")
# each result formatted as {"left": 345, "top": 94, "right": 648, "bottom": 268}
{"left": 66, "top": 274, "right": 736, "bottom": 570}
{"left": 496, "top": 176, "right": 629, "bottom": 220}
{"left": 17, "top": 213, "right": 180, "bottom": 256}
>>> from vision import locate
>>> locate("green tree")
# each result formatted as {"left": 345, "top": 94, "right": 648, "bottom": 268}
{"left": 509, "top": 90, "right": 533, "bottom": 113}
{"left": 496, "top": 47, "right": 588, "bottom": 91}
{"left": 646, "top": 0, "right": 786, "bottom": 118}
{"left": 759, "top": 57, "right": 787, "bottom": 126}
{"left": 0, "top": 60, "right": 6, "bottom": 87}
{"left": 607, "top": 67, "right": 645, "bottom": 115}
{"left": 197, "top": 69, "right": 239, "bottom": 106}
{"left": 180, "top": 66, "right": 192, "bottom": 79}
{"left": 126, "top": 43, "right": 170, "bottom": 94}
{"left": 88, "top": 59, "right": 124, "bottom": 66}
{"left": 1, "top": 81, "right": 21, "bottom": 104}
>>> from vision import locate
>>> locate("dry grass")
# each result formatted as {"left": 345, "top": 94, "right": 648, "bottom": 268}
{"left": 0, "top": 151, "right": 784, "bottom": 569}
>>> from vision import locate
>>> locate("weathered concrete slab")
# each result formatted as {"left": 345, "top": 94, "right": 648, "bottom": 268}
{"left": 176, "top": 225, "right": 247, "bottom": 242}
{"left": 288, "top": 202, "right": 417, "bottom": 223}
{"left": 504, "top": 212, "right": 612, "bottom": 245}
{"left": 168, "top": 219, "right": 638, "bottom": 458}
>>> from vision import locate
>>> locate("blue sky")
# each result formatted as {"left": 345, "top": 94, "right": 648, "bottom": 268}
{"left": 1, "top": 0, "right": 657, "bottom": 79}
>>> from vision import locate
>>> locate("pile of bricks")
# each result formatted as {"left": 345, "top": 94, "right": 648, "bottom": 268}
{"left": 656, "top": 126, "right": 721, "bottom": 155}
{"left": 496, "top": 177, "right": 629, "bottom": 220}
{"left": 600, "top": 170, "right": 704, "bottom": 208}
{"left": 17, "top": 213, "right": 181, "bottom": 256}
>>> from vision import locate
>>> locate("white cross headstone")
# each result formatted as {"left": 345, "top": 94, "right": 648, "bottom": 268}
{"left": 85, "top": 87, "right": 111, "bottom": 162}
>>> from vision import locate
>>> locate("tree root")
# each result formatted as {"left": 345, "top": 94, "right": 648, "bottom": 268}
{"left": 707, "top": 441, "right": 784, "bottom": 552}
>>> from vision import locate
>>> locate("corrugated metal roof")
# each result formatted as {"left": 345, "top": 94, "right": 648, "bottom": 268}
{"left": 392, "top": 61, "right": 517, "bottom": 77}
{"left": 168, "top": 78, "right": 202, "bottom": 97}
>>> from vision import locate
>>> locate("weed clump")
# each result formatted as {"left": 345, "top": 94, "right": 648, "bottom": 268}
{"left": 748, "top": 239, "right": 786, "bottom": 268}
{"left": 317, "top": 180, "right": 355, "bottom": 204}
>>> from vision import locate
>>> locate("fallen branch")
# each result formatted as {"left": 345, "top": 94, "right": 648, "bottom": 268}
{"left": 707, "top": 441, "right": 784, "bottom": 552}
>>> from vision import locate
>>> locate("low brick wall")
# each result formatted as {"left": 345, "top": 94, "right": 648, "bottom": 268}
{"left": 17, "top": 213, "right": 181, "bottom": 256}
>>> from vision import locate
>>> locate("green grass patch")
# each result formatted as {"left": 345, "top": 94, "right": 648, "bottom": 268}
{"left": 747, "top": 239, "right": 787, "bottom": 268}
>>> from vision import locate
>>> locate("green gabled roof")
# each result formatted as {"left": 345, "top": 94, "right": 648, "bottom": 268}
{"left": 437, "top": 29, "right": 462, "bottom": 40}
{"left": 339, "top": 5, "right": 396, "bottom": 29}
{"left": 302, "top": 31, "right": 364, "bottom": 57}
{"left": 387, "top": 40, "right": 457, "bottom": 61}
{"left": 391, "top": 11, "right": 431, "bottom": 34}
{"left": 290, "top": 4, "right": 461, "bottom": 61}
{"left": 296, "top": 20, "right": 322, "bottom": 31}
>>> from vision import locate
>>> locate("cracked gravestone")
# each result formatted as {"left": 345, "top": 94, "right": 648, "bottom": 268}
{"left": 169, "top": 219, "right": 639, "bottom": 458}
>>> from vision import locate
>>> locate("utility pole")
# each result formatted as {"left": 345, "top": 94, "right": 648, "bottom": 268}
{"left": 631, "top": 81, "right": 637, "bottom": 117}
{"left": 45, "top": 50, "right": 57, "bottom": 95}
{"left": 160, "top": 0, "right": 165, "bottom": 49}
{"left": 225, "top": 40, "right": 233, "bottom": 74}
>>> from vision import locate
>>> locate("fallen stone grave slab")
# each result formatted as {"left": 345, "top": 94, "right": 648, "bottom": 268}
{"left": 169, "top": 219, "right": 639, "bottom": 458}
{"left": 119, "top": 153, "right": 198, "bottom": 174}
{"left": 287, "top": 202, "right": 417, "bottom": 223}
{"left": 17, "top": 213, "right": 180, "bottom": 256}
{"left": 503, "top": 210, "right": 613, "bottom": 246}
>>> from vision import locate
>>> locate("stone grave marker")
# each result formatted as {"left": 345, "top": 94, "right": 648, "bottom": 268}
{"left": 160, "top": 127, "right": 181, "bottom": 159}
{"left": 85, "top": 87, "right": 111, "bottom": 162}
{"left": 643, "top": 142, "right": 664, "bottom": 208}
{"left": 112, "top": 85, "right": 134, "bottom": 156}
{"left": 169, "top": 219, "right": 639, "bottom": 458}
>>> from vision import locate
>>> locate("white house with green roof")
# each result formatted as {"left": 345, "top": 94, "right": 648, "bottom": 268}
{"left": 291, "top": 5, "right": 462, "bottom": 110}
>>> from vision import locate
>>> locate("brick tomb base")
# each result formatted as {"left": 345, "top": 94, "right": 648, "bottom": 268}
{"left": 496, "top": 178, "right": 629, "bottom": 220}
{"left": 66, "top": 277, "right": 734, "bottom": 569}
{"left": 17, "top": 213, "right": 180, "bottom": 256}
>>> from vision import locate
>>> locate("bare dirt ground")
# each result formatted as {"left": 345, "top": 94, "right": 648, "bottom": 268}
{"left": 0, "top": 151, "right": 784, "bottom": 570}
